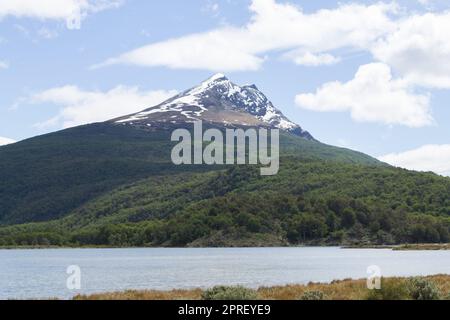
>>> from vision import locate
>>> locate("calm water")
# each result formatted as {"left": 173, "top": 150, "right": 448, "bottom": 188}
{"left": 0, "top": 247, "right": 449, "bottom": 299}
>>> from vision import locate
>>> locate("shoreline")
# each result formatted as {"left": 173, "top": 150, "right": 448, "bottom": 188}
{"left": 1, "top": 243, "right": 449, "bottom": 251}
{"left": 343, "top": 243, "right": 450, "bottom": 251}
{"left": 73, "top": 275, "right": 450, "bottom": 300}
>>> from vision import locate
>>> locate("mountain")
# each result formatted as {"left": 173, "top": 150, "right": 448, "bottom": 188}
{"left": 0, "top": 74, "right": 378, "bottom": 225}
{"left": 112, "top": 74, "right": 314, "bottom": 140}
{"left": 0, "top": 75, "right": 449, "bottom": 247}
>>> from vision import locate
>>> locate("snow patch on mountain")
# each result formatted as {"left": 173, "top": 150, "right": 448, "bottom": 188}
{"left": 115, "top": 74, "right": 313, "bottom": 139}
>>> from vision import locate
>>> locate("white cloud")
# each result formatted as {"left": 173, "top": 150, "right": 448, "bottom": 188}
{"left": 295, "top": 63, "right": 432, "bottom": 127}
{"left": 0, "top": 0, "right": 123, "bottom": 29}
{"left": 96, "top": 0, "right": 396, "bottom": 71}
{"left": 94, "top": 28, "right": 265, "bottom": 72}
{"left": 92, "top": 0, "right": 450, "bottom": 94}
{"left": 30, "top": 85, "right": 177, "bottom": 129}
{"left": 379, "top": 144, "right": 450, "bottom": 176}
{"left": 90, "top": 0, "right": 450, "bottom": 102}
{"left": 0, "top": 136, "right": 15, "bottom": 146}
{"left": 0, "top": 60, "right": 8, "bottom": 69}
{"left": 372, "top": 11, "right": 450, "bottom": 89}
{"left": 285, "top": 51, "right": 340, "bottom": 66}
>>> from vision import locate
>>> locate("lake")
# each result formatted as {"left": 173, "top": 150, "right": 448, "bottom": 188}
{"left": 0, "top": 247, "right": 449, "bottom": 299}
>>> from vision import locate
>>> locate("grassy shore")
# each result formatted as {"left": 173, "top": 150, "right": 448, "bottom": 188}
{"left": 74, "top": 275, "right": 450, "bottom": 300}
{"left": 343, "top": 243, "right": 450, "bottom": 250}
{"left": 393, "top": 243, "right": 450, "bottom": 251}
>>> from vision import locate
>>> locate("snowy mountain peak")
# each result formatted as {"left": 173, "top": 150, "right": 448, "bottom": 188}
{"left": 113, "top": 74, "right": 314, "bottom": 140}
{"left": 205, "top": 73, "right": 227, "bottom": 83}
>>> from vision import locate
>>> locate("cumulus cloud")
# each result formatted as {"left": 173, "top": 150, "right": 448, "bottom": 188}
{"left": 0, "top": 136, "right": 16, "bottom": 146}
{"left": 93, "top": 28, "right": 265, "bottom": 72}
{"left": 295, "top": 63, "right": 432, "bottom": 127}
{"left": 93, "top": 0, "right": 450, "bottom": 93}
{"left": 0, "top": 0, "right": 123, "bottom": 29}
{"left": 30, "top": 85, "right": 177, "bottom": 129}
{"left": 379, "top": 144, "right": 450, "bottom": 176}
{"left": 96, "top": 0, "right": 396, "bottom": 71}
{"left": 9, "top": 0, "right": 450, "bottom": 129}
{"left": 372, "top": 11, "right": 450, "bottom": 89}
{"left": 0, "top": 60, "right": 8, "bottom": 69}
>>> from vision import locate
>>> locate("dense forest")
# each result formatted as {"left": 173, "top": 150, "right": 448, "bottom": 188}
{"left": 0, "top": 123, "right": 449, "bottom": 247}
{"left": 1, "top": 158, "right": 449, "bottom": 247}
{"left": 0, "top": 124, "right": 377, "bottom": 225}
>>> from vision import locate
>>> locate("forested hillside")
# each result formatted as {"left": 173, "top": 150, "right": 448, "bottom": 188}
{"left": 0, "top": 123, "right": 377, "bottom": 225}
{"left": 1, "top": 155, "right": 449, "bottom": 247}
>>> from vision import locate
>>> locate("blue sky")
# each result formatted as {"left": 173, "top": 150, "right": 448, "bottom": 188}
{"left": 0, "top": 0, "right": 450, "bottom": 175}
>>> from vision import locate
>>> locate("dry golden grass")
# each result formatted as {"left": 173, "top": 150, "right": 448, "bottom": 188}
{"left": 260, "top": 275, "right": 450, "bottom": 300}
{"left": 421, "top": 274, "right": 450, "bottom": 294}
{"left": 74, "top": 289, "right": 203, "bottom": 300}
{"left": 74, "top": 275, "right": 450, "bottom": 300}
{"left": 257, "top": 278, "right": 369, "bottom": 300}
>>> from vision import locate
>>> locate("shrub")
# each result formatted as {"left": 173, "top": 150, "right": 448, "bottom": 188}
{"left": 366, "top": 279, "right": 410, "bottom": 300}
{"left": 202, "top": 286, "right": 258, "bottom": 300}
{"left": 299, "top": 290, "right": 327, "bottom": 300}
{"left": 408, "top": 277, "right": 441, "bottom": 300}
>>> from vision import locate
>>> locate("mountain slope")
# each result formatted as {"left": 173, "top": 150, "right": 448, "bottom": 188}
{"left": 0, "top": 75, "right": 378, "bottom": 225}
{"left": 0, "top": 125, "right": 377, "bottom": 225}
{"left": 0, "top": 74, "right": 448, "bottom": 247}
{"left": 0, "top": 160, "right": 449, "bottom": 247}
